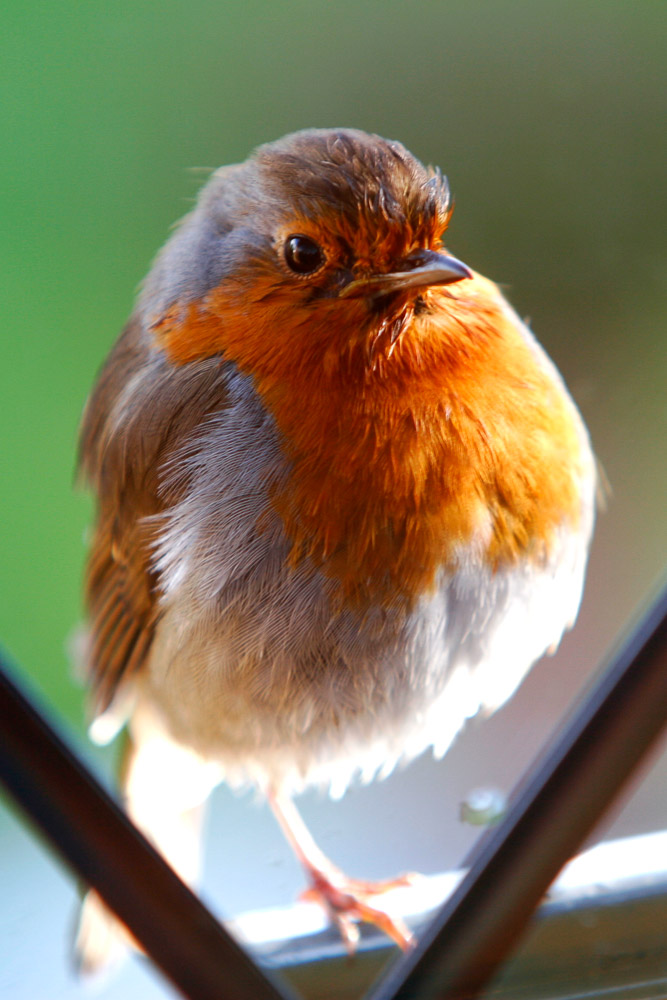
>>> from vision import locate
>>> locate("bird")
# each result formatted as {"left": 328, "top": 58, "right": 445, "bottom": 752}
{"left": 74, "top": 127, "right": 596, "bottom": 971}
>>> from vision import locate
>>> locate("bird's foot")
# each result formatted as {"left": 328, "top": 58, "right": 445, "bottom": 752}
{"left": 299, "top": 867, "right": 418, "bottom": 952}
{"left": 74, "top": 890, "right": 140, "bottom": 978}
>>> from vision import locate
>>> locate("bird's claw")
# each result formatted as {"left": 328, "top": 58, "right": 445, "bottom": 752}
{"left": 300, "top": 871, "right": 417, "bottom": 952}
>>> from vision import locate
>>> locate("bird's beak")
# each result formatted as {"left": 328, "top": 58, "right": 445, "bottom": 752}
{"left": 339, "top": 249, "right": 472, "bottom": 299}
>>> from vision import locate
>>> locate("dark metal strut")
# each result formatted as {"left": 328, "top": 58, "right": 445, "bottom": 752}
{"left": 371, "top": 583, "right": 667, "bottom": 1000}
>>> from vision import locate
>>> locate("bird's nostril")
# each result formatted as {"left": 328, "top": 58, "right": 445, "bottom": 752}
{"left": 396, "top": 251, "right": 429, "bottom": 272}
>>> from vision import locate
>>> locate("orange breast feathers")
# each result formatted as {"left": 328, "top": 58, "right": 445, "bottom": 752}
{"left": 154, "top": 269, "right": 586, "bottom": 611}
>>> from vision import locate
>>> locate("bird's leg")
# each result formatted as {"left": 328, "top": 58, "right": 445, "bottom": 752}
{"left": 75, "top": 706, "right": 221, "bottom": 976}
{"left": 267, "top": 788, "right": 416, "bottom": 952}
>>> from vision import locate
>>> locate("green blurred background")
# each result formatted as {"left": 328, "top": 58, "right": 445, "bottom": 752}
{"left": 1, "top": 3, "right": 666, "bottom": 998}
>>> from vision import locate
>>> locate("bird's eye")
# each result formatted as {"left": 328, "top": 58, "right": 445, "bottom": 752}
{"left": 284, "top": 235, "right": 325, "bottom": 275}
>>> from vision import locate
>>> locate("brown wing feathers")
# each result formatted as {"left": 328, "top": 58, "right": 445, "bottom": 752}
{"left": 79, "top": 318, "right": 228, "bottom": 715}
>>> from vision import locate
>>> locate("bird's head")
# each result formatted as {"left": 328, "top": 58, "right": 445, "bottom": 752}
{"left": 146, "top": 128, "right": 471, "bottom": 375}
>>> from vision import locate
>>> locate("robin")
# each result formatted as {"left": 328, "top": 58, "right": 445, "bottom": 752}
{"left": 74, "top": 128, "right": 596, "bottom": 970}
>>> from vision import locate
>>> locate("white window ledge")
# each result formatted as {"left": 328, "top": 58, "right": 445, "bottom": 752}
{"left": 228, "top": 829, "right": 667, "bottom": 1000}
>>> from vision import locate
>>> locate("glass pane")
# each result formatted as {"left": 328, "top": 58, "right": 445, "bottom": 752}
{"left": 1, "top": 3, "right": 665, "bottom": 998}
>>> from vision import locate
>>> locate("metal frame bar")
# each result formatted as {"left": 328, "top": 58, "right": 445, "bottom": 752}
{"left": 371, "top": 583, "right": 667, "bottom": 999}
{"left": 0, "top": 581, "right": 666, "bottom": 1000}
{"left": 0, "top": 660, "right": 292, "bottom": 1000}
